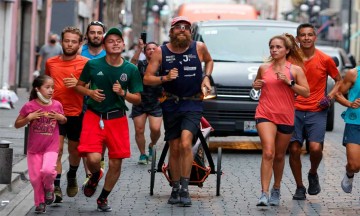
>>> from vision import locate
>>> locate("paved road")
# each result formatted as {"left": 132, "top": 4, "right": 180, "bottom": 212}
{"left": 1, "top": 89, "right": 360, "bottom": 215}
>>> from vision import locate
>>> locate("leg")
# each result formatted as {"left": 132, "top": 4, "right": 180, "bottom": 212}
{"left": 27, "top": 153, "right": 44, "bottom": 206}
{"left": 148, "top": 115, "right": 162, "bottom": 148}
{"left": 289, "top": 141, "right": 304, "bottom": 187}
{"left": 272, "top": 132, "right": 292, "bottom": 189}
{"left": 133, "top": 114, "right": 147, "bottom": 155}
{"left": 257, "top": 122, "right": 277, "bottom": 193}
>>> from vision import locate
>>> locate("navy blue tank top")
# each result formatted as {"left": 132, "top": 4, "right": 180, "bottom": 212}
{"left": 160, "top": 41, "right": 203, "bottom": 112}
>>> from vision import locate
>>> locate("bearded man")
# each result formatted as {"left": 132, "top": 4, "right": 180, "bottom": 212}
{"left": 45, "top": 26, "right": 89, "bottom": 203}
{"left": 144, "top": 16, "right": 214, "bottom": 206}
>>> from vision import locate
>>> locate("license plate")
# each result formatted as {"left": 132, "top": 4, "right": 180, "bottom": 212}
{"left": 244, "top": 121, "right": 257, "bottom": 133}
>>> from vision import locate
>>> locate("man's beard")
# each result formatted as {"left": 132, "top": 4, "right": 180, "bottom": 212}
{"left": 169, "top": 32, "right": 191, "bottom": 49}
{"left": 63, "top": 49, "right": 78, "bottom": 56}
{"left": 88, "top": 39, "right": 102, "bottom": 48}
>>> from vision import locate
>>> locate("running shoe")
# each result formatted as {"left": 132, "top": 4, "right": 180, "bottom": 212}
{"left": 97, "top": 198, "right": 112, "bottom": 212}
{"left": 82, "top": 169, "right": 104, "bottom": 197}
{"left": 269, "top": 188, "right": 280, "bottom": 206}
{"left": 308, "top": 172, "right": 321, "bottom": 195}
{"left": 341, "top": 173, "right": 354, "bottom": 193}
{"left": 256, "top": 192, "right": 269, "bottom": 206}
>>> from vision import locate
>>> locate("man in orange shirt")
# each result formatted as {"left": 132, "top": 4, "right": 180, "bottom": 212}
{"left": 288, "top": 23, "right": 341, "bottom": 200}
{"left": 45, "top": 26, "right": 88, "bottom": 203}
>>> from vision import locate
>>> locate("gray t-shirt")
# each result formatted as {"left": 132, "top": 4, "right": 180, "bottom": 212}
{"left": 39, "top": 43, "right": 63, "bottom": 73}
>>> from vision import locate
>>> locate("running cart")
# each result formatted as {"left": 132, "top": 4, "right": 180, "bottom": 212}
{"left": 149, "top": 119, "right": 223, "bottom": 196}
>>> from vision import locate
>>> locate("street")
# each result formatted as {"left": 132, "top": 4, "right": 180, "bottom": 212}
{"left": 1, "top": 94, "right": 360, "bottom": 215}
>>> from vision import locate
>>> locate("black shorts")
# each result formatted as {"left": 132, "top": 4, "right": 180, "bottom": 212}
{"left": 255, "top": 118, "right": 294, "bottom": 134}
{"left": 163, "top": 111, "right": 202, "bottom": 141}
{"left": 130, "top": 104, "right": 162, "bottom": 118}
{"left": 59, "top": 114, "right": 83, "bottom": 142}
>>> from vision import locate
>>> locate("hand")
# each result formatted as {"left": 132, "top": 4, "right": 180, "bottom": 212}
{"left": 318, "top": 95, "right": 332, "bottom": 109}
{"left": 89, "top": 89, "right": 105, "bottom": 102}
{"left": 275, "top": 71, "right": 290, "bottom": 84}
{"left": 167, "top": 68, "right": 179, "bottom": 81}
{"left": 47, "top": 111, "right": 64, "bottom": 121}
{"left": 350, "top": 98, "right": 360, "bottom": 109}
{"left": 252, "top": 79, "right": 265, "bottom": 90}
{"left": 63, "top": 74, "right": 78, "bottom": 88}
{"left": 27, "top": 109, "right": 43, "bottom": 121}
{"left": 113, "top": 80, "right": 126, "bottom": 96}
{"left": 201, "top": 78, "right": 211, "bottom": 97}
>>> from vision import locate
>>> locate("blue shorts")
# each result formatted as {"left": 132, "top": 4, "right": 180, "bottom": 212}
{"left": 343, "top": 123, "right": 360, "bottom": 146}
{"left": 163, "top": 111, "right": 202, "bottom": 141}
{"left": 290, "top": 110, "right": 327, "bottom": 146}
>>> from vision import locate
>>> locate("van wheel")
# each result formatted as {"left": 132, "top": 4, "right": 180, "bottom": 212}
{"left": 326, "top": 103, "right": 334, "bottom": 131}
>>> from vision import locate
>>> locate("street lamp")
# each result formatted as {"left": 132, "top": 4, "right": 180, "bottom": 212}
{"left": 300, "top": 0, "right": 321, "bottom": 25}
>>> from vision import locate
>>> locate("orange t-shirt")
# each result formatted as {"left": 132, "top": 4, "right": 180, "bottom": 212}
{"left": 255, "top": 62, "right": 296, "bottom": 125}
{"left": 295, "top": 49, "right": 339, "bottom": 112}
{"left": 45, "top": 55, "right": 89, "bottom": 116}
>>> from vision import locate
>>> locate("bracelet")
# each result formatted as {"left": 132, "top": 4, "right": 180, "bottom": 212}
{"left": 203, "top": 74, "right": 211, "bottom": 80}
{"left": 122, "top": 90, "right": 127, "bottom": 98}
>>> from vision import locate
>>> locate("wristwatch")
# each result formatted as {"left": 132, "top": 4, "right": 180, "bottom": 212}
{"left": 289, "top": 80, "right": 295, "bottom": 87}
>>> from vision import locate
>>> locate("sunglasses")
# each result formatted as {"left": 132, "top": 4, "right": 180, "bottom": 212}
{"left": 88, "top": 21, "right": 105, "bottom": 28}
{"left": 171, "top": 24, "right": 191, "bottom": 31}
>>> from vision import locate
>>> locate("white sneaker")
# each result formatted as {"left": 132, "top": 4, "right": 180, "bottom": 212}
{"left": 341, "top": 173, "right": 354, "bottom": 193}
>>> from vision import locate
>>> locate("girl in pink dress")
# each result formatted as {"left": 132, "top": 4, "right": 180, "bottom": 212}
{"left": 15, "top": 75, "right": 66, "bottom": 213}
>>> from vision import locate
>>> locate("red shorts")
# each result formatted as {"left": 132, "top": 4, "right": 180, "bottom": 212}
{"left": 78, "top": 110, "right": 130, "bottom": 159}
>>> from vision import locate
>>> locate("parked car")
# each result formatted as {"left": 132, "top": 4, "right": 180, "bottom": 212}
{"left": 191, "top": 20, "right": 337, "bottom": 136}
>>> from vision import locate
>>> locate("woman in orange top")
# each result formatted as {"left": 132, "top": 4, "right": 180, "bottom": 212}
{"left": 252, "top": 33, "right": 309, "bottom": 207}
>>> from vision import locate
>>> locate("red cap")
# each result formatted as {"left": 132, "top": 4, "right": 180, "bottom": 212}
{"left": 171, "top": 16, "right": 191, "bottom": 27}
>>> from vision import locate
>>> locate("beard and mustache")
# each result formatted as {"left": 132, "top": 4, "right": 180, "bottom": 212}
{"left": 169, "top": 31, "right": 192, "bottom": 49}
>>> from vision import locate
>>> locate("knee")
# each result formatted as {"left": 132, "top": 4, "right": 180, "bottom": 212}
{"left": 263, "top": 150, "right": 275, "bottom": 161}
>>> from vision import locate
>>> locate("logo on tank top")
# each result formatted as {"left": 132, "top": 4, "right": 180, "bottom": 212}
{"left": 120, "top": 73, "right": 128, "bottom": 82}
{"left": 165, "top": 55, "right": 176, "bottom": 63}
{"left": 349, "top": 112, "right": 357, "bottom": 120}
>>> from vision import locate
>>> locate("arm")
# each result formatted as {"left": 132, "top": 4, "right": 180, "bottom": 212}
{"left": 198, "top": 42, "right": 214, "bottom": 96}
{"left": 14, "top": 109, "right": 43, "bottom": 129}
{"left": 75, "top": 80, "right": 105, "bottom": 103}
{"left": 252, "top": 65, "right": 266, "bottom": 90}
{"left": 130, "top": 39, "right": 145, "bottom": 65}
{"left": 112, "top": 80, "right": 142, "bottom": 105}
{"left": 292, "top": 66, "right": 310, "bottom": 98}
{"left": 335, "top": 68, "right": 360, "bottom": 108}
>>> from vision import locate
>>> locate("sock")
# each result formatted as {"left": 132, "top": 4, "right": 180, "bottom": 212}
{"left": 180, "top": 177, "right": 190, "bottom": 191}
{"left": 67, "top": 165, "right": 79, "bottom": 178}
{"left": 98, "top": 189, "right": 111, "bottom": 200}
{"left": 346, "top": 172, "right": 354, "bottom": 178}
{"left": 91, "top": 171, "right": 101, "bottom": 182}
{"left": 54, "top": 174, "right": 61, "bottom": 187}
{"left": 172, "top": 181, "right": 180, "bottom": 192}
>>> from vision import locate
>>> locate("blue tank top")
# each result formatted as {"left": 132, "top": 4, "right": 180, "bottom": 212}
{"left": 160, "top": 41, "right": 203, "bottom": 112}
{"left": 342, "top": 66, "right": 360, "bottom": 125}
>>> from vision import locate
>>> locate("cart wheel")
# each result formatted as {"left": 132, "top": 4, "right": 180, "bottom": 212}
{"left": 216, "top": 147, "right": 222, "bottom": 196}
{"left": 150, "top": 147, "right": 157, "bottom": 196}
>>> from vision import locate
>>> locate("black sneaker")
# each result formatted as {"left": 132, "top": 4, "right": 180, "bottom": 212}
{"left": 167, "top": 190, "right": 180, "bottom": 204}
{"left": 179, "top": 189, "right": 192, "bottom": 206}
{"left": 308, "top": 173, "right": 321, "bottom": 195}
{"left": 292, "top": 186, "right": 306, "bottom": 200}
{"left": 34, "top": 203, "right": 46, "bottom": 214}
{"left": 82, "top": 169, "right": 103, "bottom": 197}
{"left": 97, "top": 198, "right": 112, "bottom": 212}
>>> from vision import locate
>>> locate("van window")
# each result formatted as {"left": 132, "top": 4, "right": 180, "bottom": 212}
{"left": 198, "top": 26, "right": 297, "bottom": 62}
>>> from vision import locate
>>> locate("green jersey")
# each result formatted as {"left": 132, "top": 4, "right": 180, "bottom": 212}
{"left": 80, "top": 57, "right": 143, "bottom": 112}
